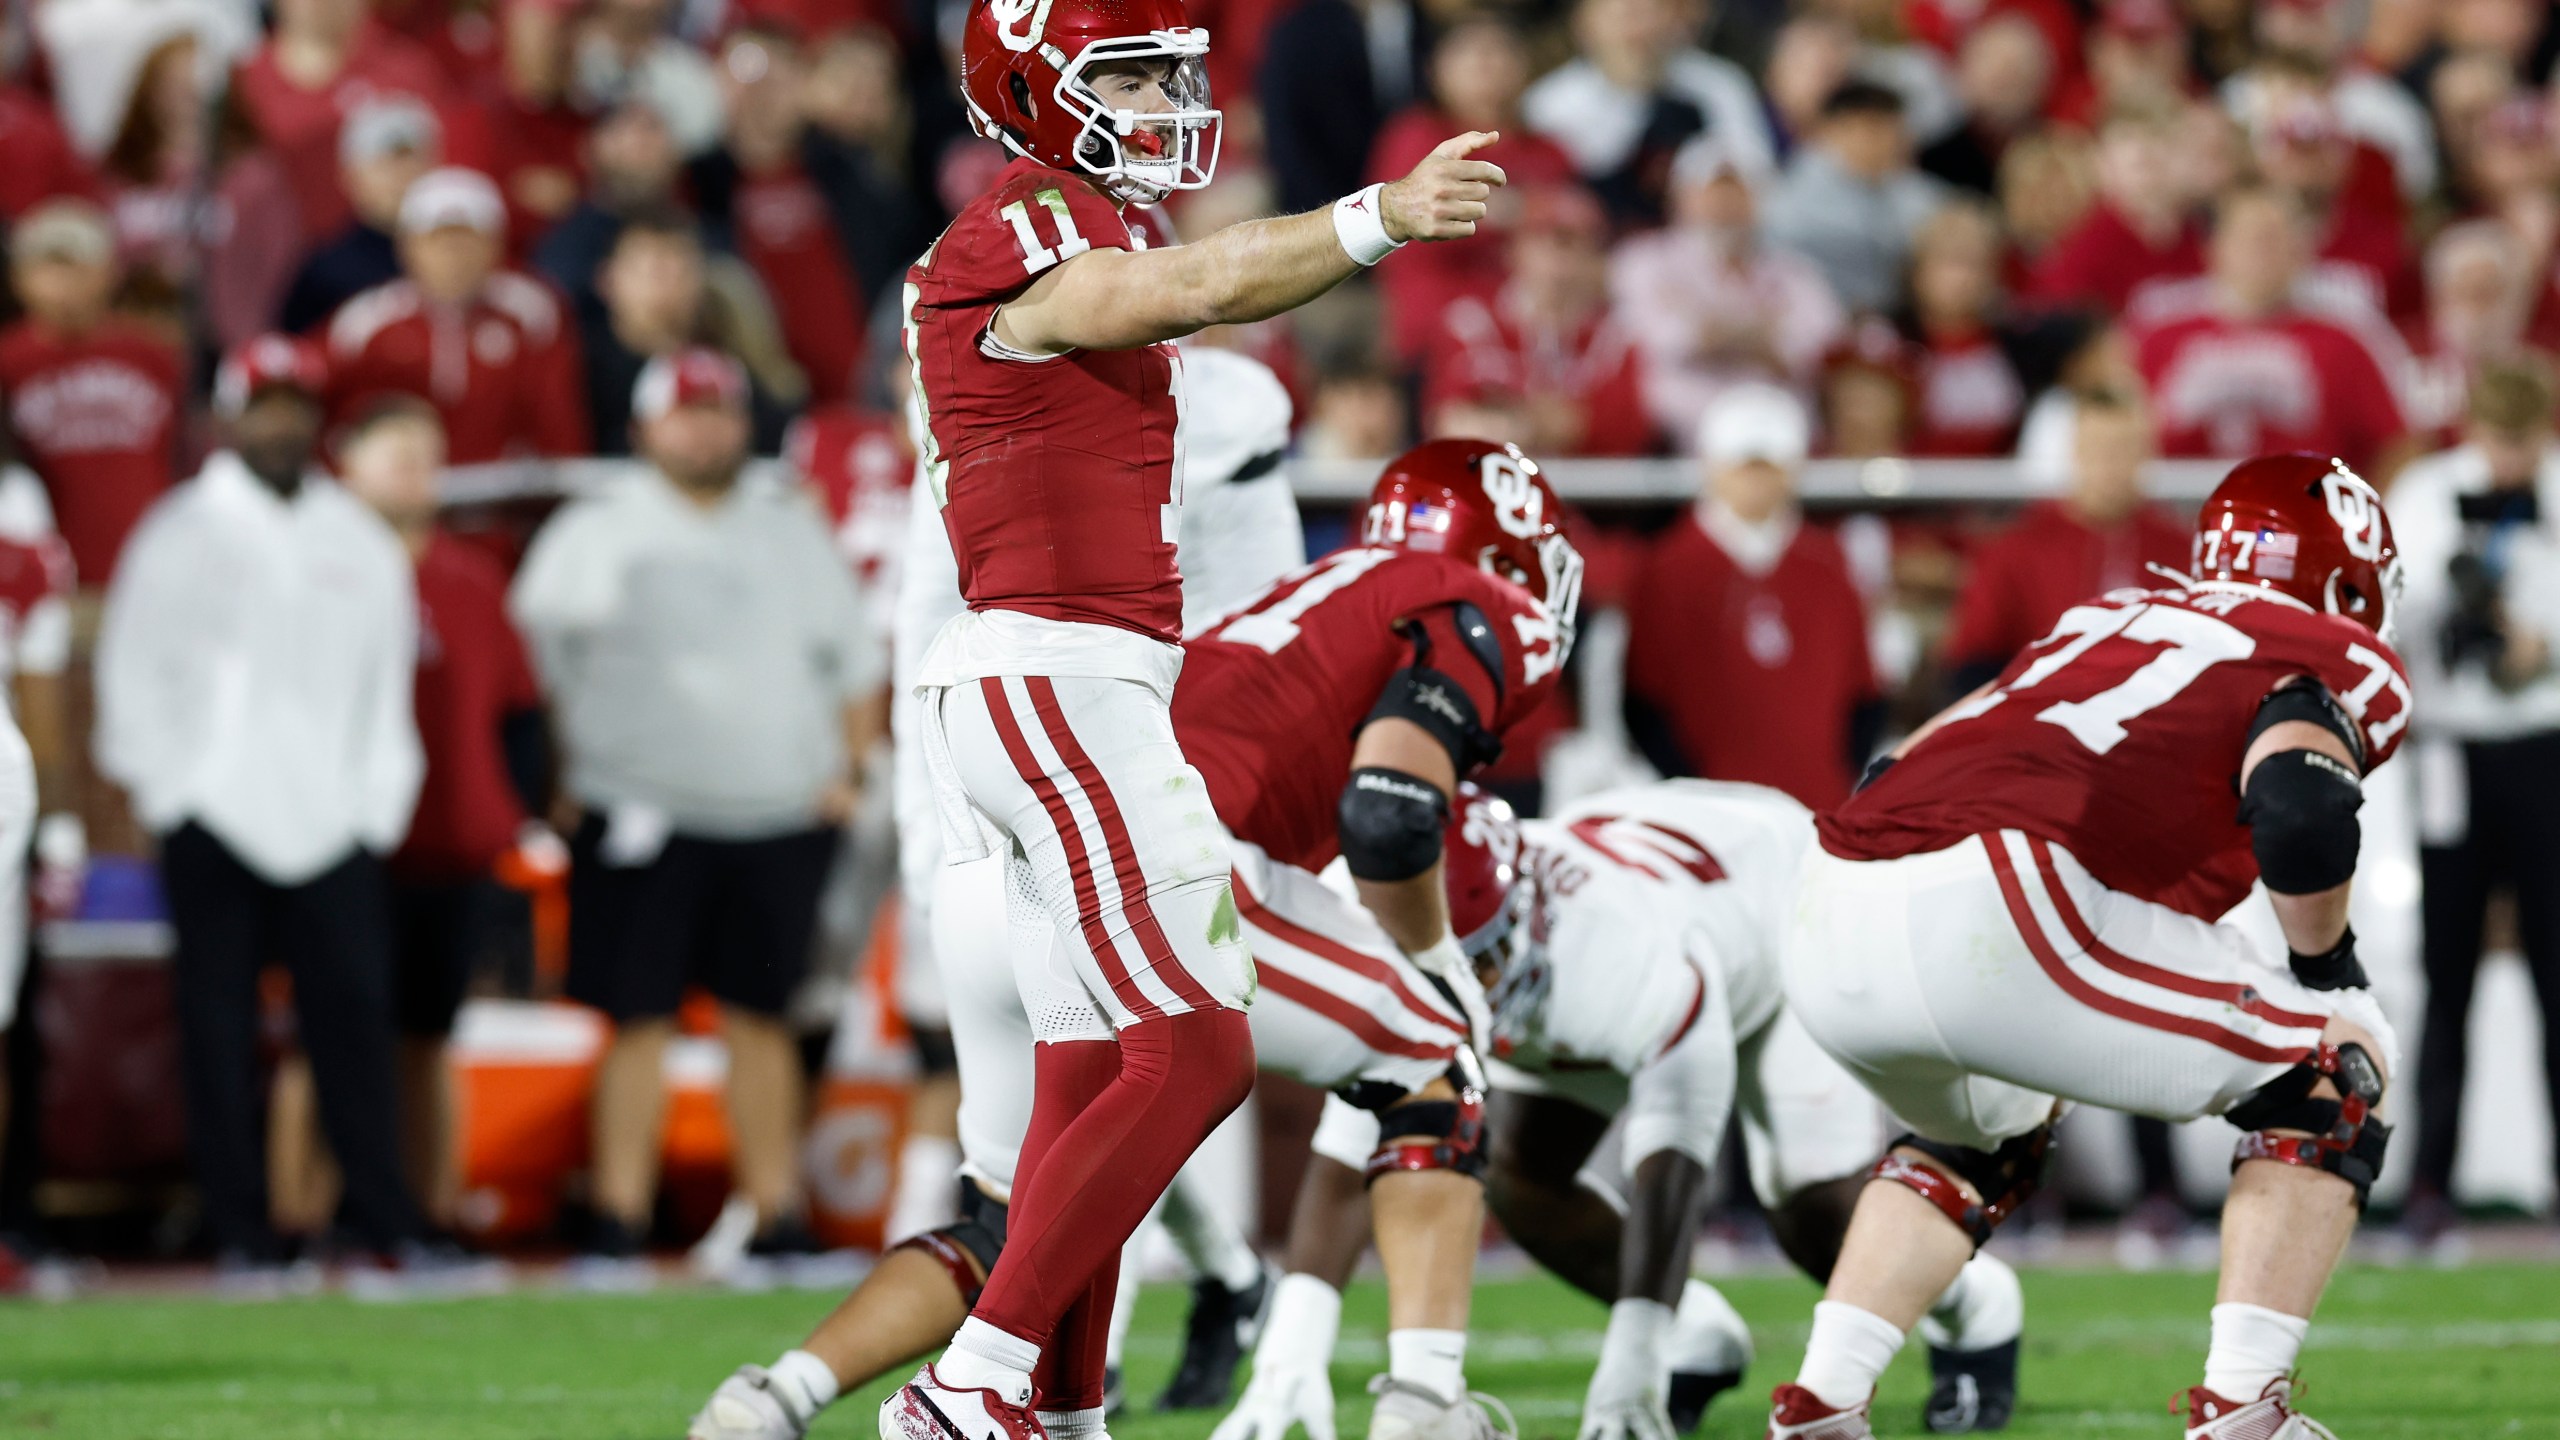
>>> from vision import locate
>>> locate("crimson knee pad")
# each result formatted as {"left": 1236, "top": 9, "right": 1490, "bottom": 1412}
{"left": 2227, "top": 1041, "right": 2391, "bottom": 1207}
{"left": 1872, "top": 1126, "right": 2055, "bottom": 1249}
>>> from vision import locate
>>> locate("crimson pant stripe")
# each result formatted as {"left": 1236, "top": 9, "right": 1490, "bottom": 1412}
{"left": 1023, "top": 676, "right": 1220, "bottom": 1014}
{"left": 1257, "top": 964, "right": 1457, "bottom": 1061}
{"left": 980, "top": 677, "right": 1162, "bottom": 1022}
{"left": 2024, "top": 836, "right": 2328, "bottom": 1032}
{"left": 1230, "top": 868, "right": 1464, "bottom": 1031}
{"left": 1985, "top": 835, "right": 2309, "bottom": 1065}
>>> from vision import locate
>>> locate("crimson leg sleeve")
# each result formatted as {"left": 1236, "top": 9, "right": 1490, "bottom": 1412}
{"left": 972, "top": 1009, "right": 1255, "bottom": 1358}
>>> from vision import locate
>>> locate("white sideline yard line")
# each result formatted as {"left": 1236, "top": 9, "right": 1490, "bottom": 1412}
{"left": 1113, "top": 1316, "right": 2560, "bottom": 1364}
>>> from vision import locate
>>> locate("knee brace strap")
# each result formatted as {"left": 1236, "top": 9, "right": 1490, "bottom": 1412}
{"left": 890, "top": 1183, "right": 1008, "bottom": 1304}
{"left": 1364, "top": 1088, "right": 1487, "bottom": 1185}
{"left": 1873, "top": 1128, "right": 2055, "bottom": 1249}
{"left": 2227, "top": 1042, "right": 2391, "bottom": 1207}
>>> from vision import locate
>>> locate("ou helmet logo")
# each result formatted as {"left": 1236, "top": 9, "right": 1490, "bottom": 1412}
{"left": 2321, "top": 460, "right": 2386, "bottom": 563}
{"left": 1478, "top": 452, "right": 1545, "bottom": 540}
{"left": 988, "top": 0, "right": 1059, "bottom": 51}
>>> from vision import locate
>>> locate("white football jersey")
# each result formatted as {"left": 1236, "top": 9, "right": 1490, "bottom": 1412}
{"left": 1498, "top": 780, "right": 1814, "bottom": 1078}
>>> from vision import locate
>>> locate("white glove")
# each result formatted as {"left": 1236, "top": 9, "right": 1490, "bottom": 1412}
{"left": 1212, "top": 1273, "right": 1344, "bottom": 1440}
{"left": 1577, "top": 1299, "right": 1676, "bottom": 1440}
{"left": 1406, "top": 933, "right": 1493, "bottom": 1056}
{"left": 1213, "top": 1358, "right": 1337, "bottom": 1440}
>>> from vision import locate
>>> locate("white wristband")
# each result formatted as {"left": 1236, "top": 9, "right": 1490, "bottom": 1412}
{"left": 1333, "top": 184, "right": 1404, "bottom": 266}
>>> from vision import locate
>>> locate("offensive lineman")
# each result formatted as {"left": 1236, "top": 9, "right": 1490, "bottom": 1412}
{"left": 1225, "top": 783, "right": 2023, "bottom": 1440}
{"left": 691, "top": 442, "right": 1580, "bottom": 1440}
{"left": 1764, "top": 454, "right": 2413, "bottom": 1439}
{"left": 886, "top": 0, "right": 1507, "bottom": 1433}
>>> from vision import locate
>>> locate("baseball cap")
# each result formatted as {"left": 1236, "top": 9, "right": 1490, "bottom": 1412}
{"left": 633, "top": 347, "right": 750, "bottom": 422}
{"left": 1670, "top": 134, "right": 1754, "bottom": 191}
{"left": 397, "top": 167, "right": 505, "bottom": 236}
{"left": 340, "top": 96, "right": 442, "bottom": 168}
{"left": 9, "top": 199, "right": 114, "bottom": 265}
{"left": 1698, "top": 383, "right": 1811, "bottom": 469}
{"left": 213, "top": 334, "right": 330, "bottom": 418}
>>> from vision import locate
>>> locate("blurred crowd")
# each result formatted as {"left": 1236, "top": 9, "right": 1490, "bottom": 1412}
{"left": 3, "top": 0, "right": 2560, "bottom": 1275}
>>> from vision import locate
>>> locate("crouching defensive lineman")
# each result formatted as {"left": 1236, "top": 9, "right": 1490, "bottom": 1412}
{"left": 689, "top": 439, "right": 1581, "bottom": 1440}
{"left": 1223, "top": 781, "right": 2024, "bottom": 1440}
{"left": 1766, "top": 454, "right": 2412, "bottom": 1440}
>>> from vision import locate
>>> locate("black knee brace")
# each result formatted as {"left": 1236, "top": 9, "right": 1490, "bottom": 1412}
{"left": 2227, "top": 1042, "right": 2391, "bottom": 1207}
{"left": 891, "top": 1180, "right": 1009, "bottom": 1304}
{"left": 1872, "top": 1126, "right": 2056, "bottom": 1249}
{"left": 1359, "top": 1076, "right": 1488, "bottom": 1184}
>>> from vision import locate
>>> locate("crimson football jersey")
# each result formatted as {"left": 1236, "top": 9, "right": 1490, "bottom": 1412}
{"left": 1821, "top": 585, "right": 2413, "bottom": 920}
{"left": 905, "top": 159, "right": 1185, "bottom": 644}
{"left": 1176, "top": 547, "right": 1569, "bottom": 872}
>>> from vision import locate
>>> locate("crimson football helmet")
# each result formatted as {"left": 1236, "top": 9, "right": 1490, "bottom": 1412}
{"left": 960, "top": 0, "right": 1219, "bottom": 205}
{"left": 2191, "top": 452, "right": 2402, "bottom": 642}
{"left": 1443, "top": 783, "right": 1530, "bottom": 965}
{"left": 1361, "top": 438, "right": 1585, "bottom": 666}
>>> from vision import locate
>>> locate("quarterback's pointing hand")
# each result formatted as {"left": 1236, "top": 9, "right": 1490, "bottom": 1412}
{"left": 1382, "top": 131, "right": 1509, "bottom": 242}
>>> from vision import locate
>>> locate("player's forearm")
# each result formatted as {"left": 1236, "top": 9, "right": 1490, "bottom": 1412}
{"left": 1356, "top": 868, "right": 1452, "bottom": 955}
{"left": 1618, "top": 1149, "right": 1707, "bottom": 1306}
{"left": 2269, "top": 884, "right": 2352, "bottom": 958}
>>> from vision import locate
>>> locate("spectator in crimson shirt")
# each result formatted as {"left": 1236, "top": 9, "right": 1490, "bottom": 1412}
{"left": 1899, "top": 200, "right": 2029, "bottom": 456}
{"left": 279, "top": 96, "right": 440, "bottom": 335}
{"left": 2403, "top": 220, "right": 2558, "bottom": 443}
{"left": 334, "top": 395, "right": 545, "bottom": 1232}
{"left": 2028, "top": 105, "right": 2204, "bottom": 314}
{"left": 232, "top": 0, "right": 467, "bottom": 241}
{"left": 0, "top": 201, "right": 181, "bottom": 583}
{"left": 1365, "top": 14, "right": 1577, "bottom": 362}
{"left": 2133, "top": 185, "right": 2417, "bottom": 477}
{"left": 0, "top": 84, "right": 99, "bottom": 223}
{"left": 1624, "top": 383, "right": 1881, "bottom": 809}
{"left": 325, "top": 168, "right": 591, "bottom": 463}
{"left": 1941, "top": 388, "right": 2191, "bottom": 690}
{"left": 1422, "top": 184, "right": 1657, "bottom": 457}
{"left": 686, "top": 25, "right": 905, "bottom": 408}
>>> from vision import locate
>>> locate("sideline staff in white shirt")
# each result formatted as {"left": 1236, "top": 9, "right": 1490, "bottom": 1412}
{"left": 2385, "top": 356, "right": 2560, "bottom": 1229}
{"left": 94, "top": 335, "right": 428, "bottom": 1269}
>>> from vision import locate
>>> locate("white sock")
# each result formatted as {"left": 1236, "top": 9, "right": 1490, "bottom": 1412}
{"left": 1035, "top": 1405, "right": 1108, "bottom": 1439}
{"left": 1669, "top": 1278, "right": 1754, "bottom": 1376}
{"left": 1915, "top": 1254, "right": 2025, "bottom": 1353}
{"left": 767, "top": 1349, "right": 840, "bottom": 1420}
{"left": 1254, "top": 1273, "right": 1344, "bottom": 1371}
{"left": 1387, "top": 1328, "right": 1468, "bottom": 1404}
{"left": 887, "top": 1135, "right": 962, "bottom": 1243}
{"left": 939, "top": 1318, "right": 1038, "bottom": 1406}
{"left": 1795, "top": 1301, "right": 1906, "bottom": 1410}
{"left": 2202, "top": 1303, "right": 2308, "bottom": 1400}
{"left": 1163, "top": 1176, "right": 1264, "bottom": 1293}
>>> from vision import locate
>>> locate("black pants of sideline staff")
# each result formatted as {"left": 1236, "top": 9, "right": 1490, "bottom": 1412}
{"left": 2413, "top": 731, "right": 2560, "bottom": 1200}
{"left": 162, "top": 823, "right": 423, "bottom": 1259}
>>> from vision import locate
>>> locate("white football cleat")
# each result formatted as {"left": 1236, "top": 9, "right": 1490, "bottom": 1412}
{"left": 1764, "top": 1384, "right": 1874, "bottom": 1439}
{"left": 2179, "top": 1378, "right": 2338, "bottom": 1439}
{"left": 881, "top": 1364, "right": 1049, "bottom": 1440}
{"left": 1366, "top": 1377, "right": 1517, "bottom": 1440}
{"left": 689, "top": 1365, "right": 814, "bottom": 1440}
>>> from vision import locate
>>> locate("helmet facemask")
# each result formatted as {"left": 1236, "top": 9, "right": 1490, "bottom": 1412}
{"left": 1054, "top": 33, "right": 1220, "bottom": 204}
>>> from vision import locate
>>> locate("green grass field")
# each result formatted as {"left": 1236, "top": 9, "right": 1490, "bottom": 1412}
{"left": 4, "top": 1261, "right": 2557, "bottom": 1439}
